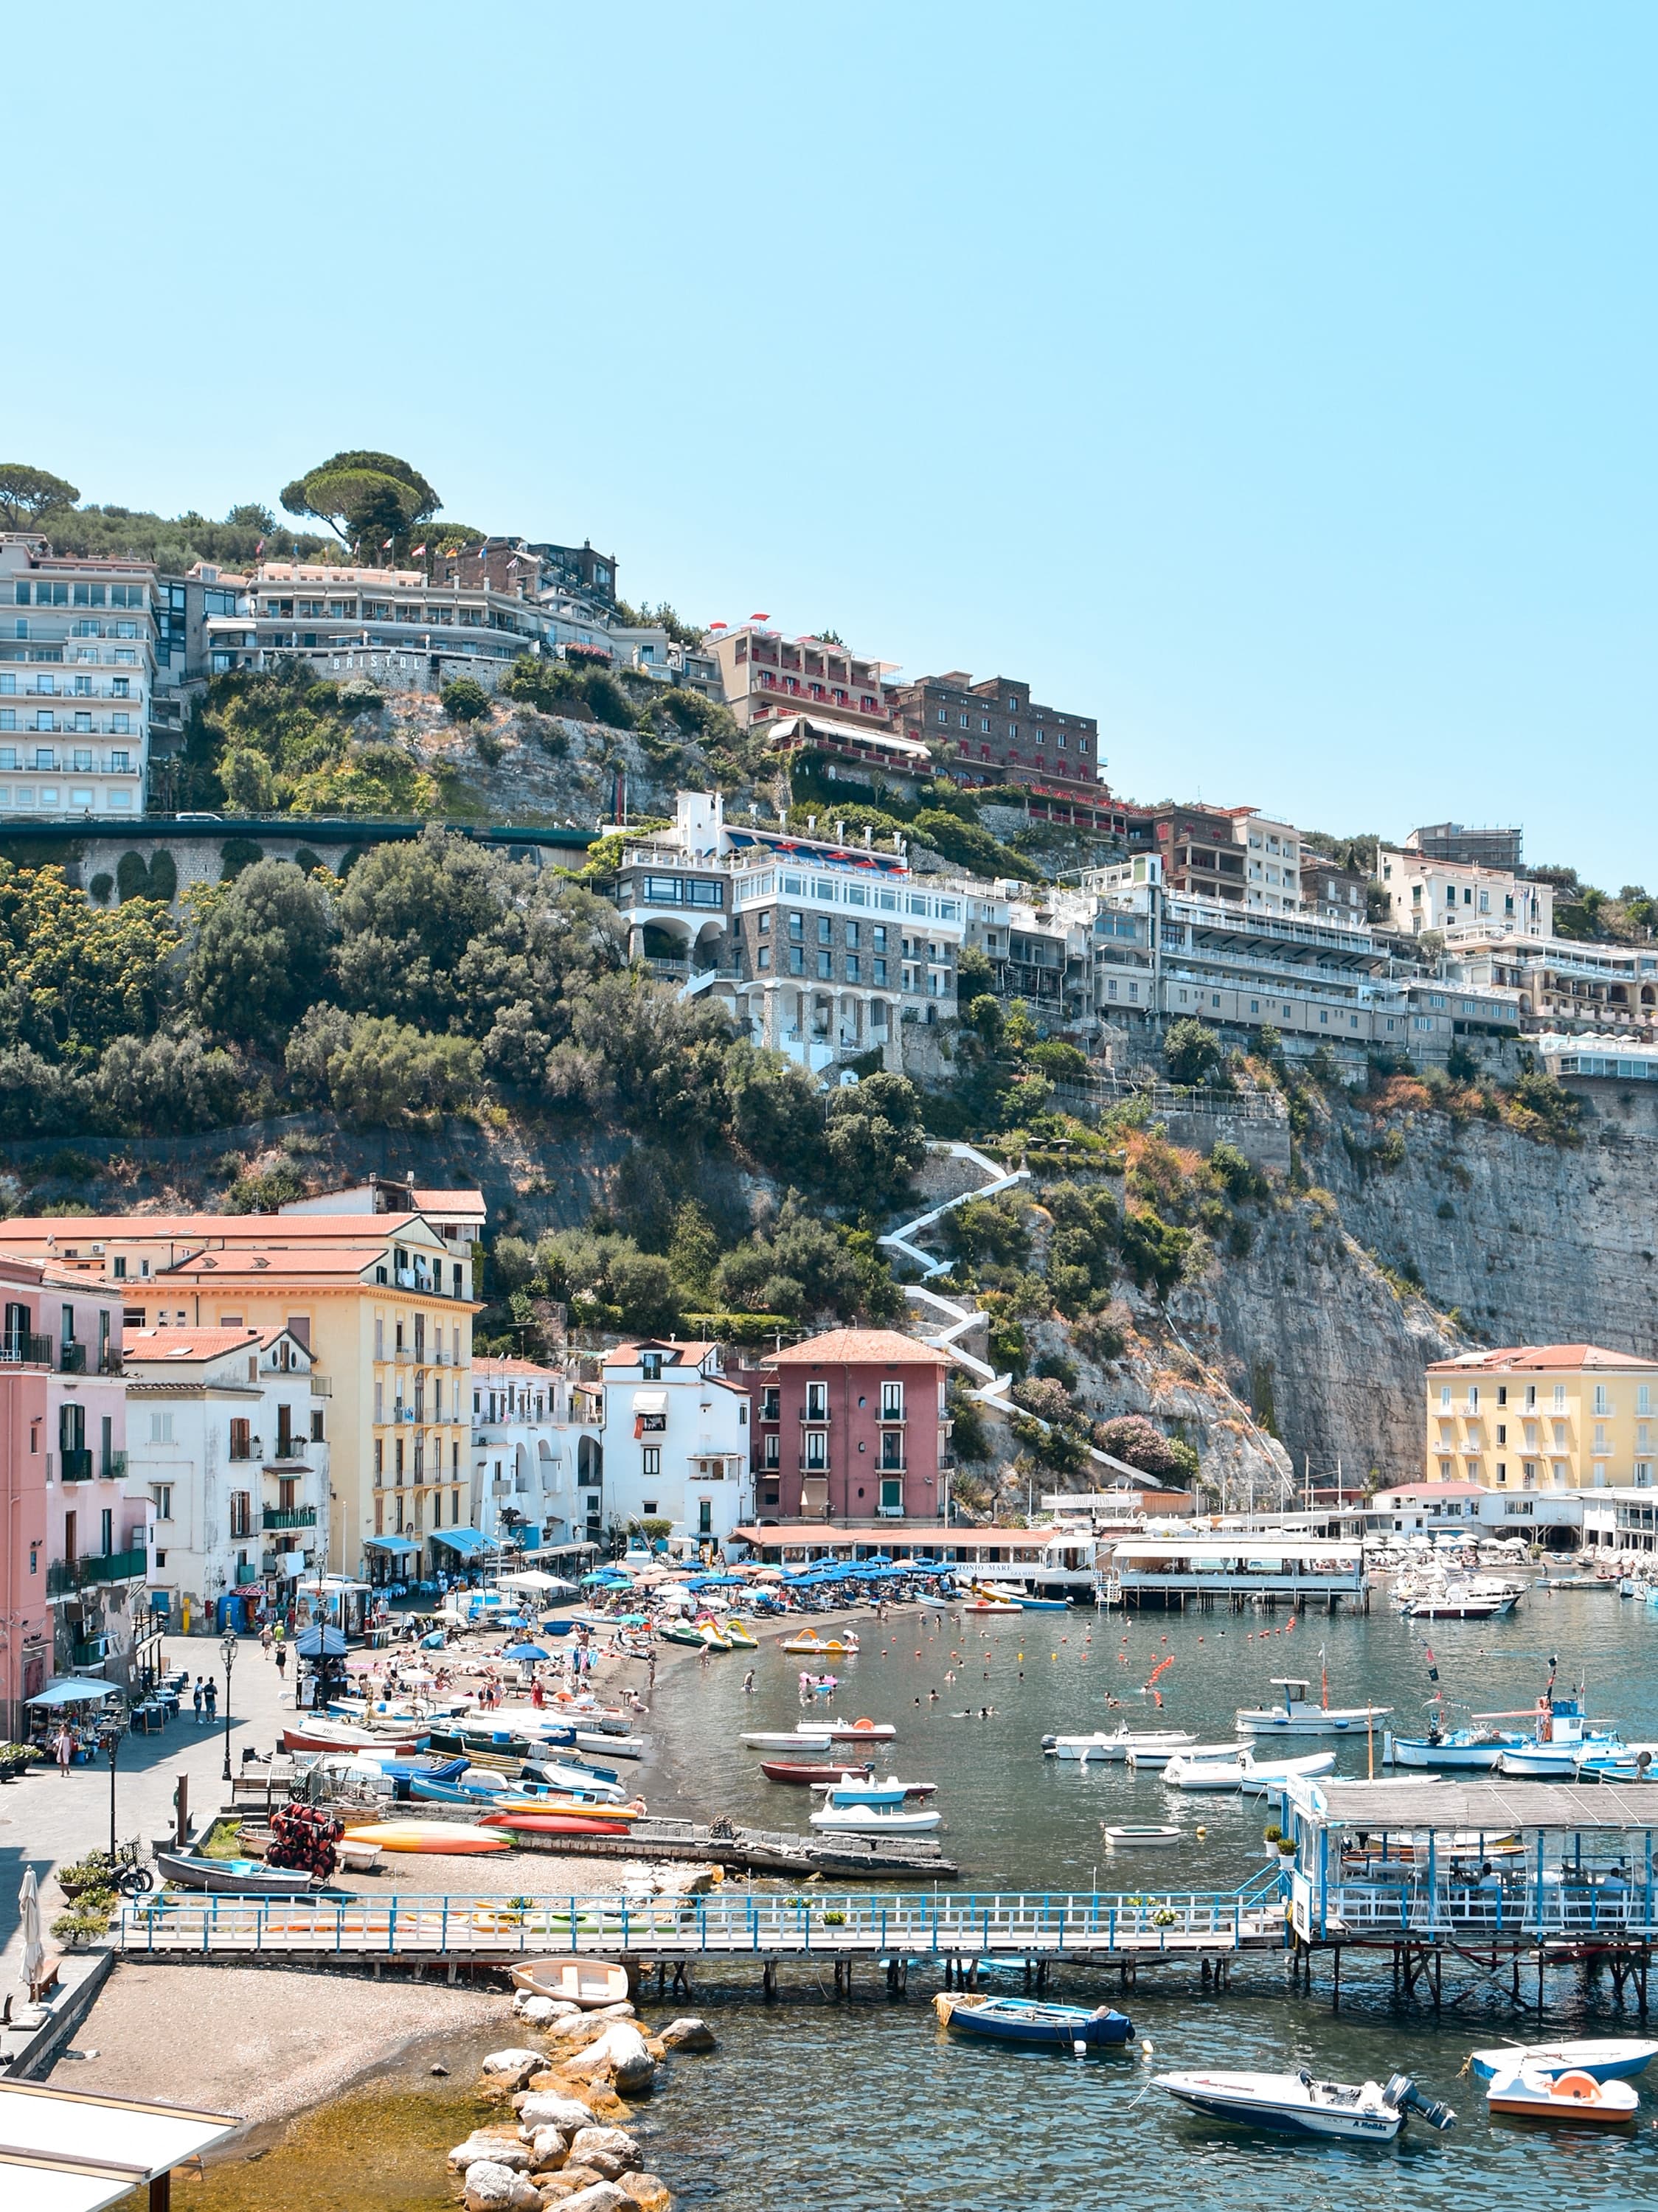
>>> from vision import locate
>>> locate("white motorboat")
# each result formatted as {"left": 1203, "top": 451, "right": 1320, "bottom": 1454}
{"left": 1406, "top": 1577, "right": 1521, "bottom": 1620}
{"left": 1162, "top": 1746, "right": 1255, "bottom": 1791}
{"left": 1163, "top": 1746, "right": 1336, "bottom": 1794}
{"left": 1127, "top": 1739, "right": 1225, "bottom": 1771}
{"left": 1236, "top": 1677, "right": 1391, "bottom": 1736}
{"left": 1102, "top": 1824, "right": 1184, "bottom": 1848}
{"left": 1469, "top": 2037, "right": 1658, "bottom": 2085}
{"left": 1238, "top": 1749, "right": 1337, "bottom": 1796}
{"left": 1155, "top": 2067, "right": 1455, "bottom": 2141}
{"left": 1385, "top": 1725, "right": 1519, "bottom": 1770}
{"left": 808, "top": 1803, "right": 942, "bottom": 1834}
{"left": 1497, "top": 1691, "right": 1620, "bottom": 1777}
{"left": 1041, "top": 1728, "right": 1196, "bottom": 1763}
{"left": 741, "top": 1731, "right": 833, "bottom": 1750}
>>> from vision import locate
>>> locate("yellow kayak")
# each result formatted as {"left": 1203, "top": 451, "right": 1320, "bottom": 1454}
{"left": 343, "top": 1821, "right": 508, "bottom": 1854}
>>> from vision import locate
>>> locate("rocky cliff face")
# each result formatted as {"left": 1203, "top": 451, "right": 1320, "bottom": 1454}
{"left": 1176, "top": 1082, "right": 1658, "bottom": 1488}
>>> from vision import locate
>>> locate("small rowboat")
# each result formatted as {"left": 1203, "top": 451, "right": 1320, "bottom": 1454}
{"left": 511, "top": 1956, "right": 631, "bottom": 2009}
{"left": 155, "top": 1850, "right": 316, "bottom": 1895}
{"left": 934, "top": 1994, "right": 1133, "bottom": 2051}
{"left": 341, "top": 1821, "right": 508, "bottom": 1854}
{"left": 759, "top": 1760, "right": 874, "bottom": 1784}
{"left": 814, "top": 1775, "right": 937, "bottom": 1803}
{"left": 282, "top": 1723, "right": 425, "bottom": 1756}
{"left": 1471, "top": 2039, "right": 1658, "bottom": 2085}
{"left": 1102, "top": 1825, "right": 1184, "bottom": 1849}
{"left": 1485, "top": 2062, "right": 1639, "bottom": 2124}
{"left": 780, "top": 1632, "right": 861, "bottom": 1656}
{"left": 742, "top": 1731, "right": 833, "bottom": 1750}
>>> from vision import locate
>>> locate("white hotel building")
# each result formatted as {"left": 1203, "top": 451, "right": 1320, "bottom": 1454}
{"left": 0, "top": 535, "right": 154, "bottom": 818}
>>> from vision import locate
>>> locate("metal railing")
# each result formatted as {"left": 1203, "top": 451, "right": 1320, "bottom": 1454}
{"left": 59, "top": 1448, "right": 93, "bottom": 1481}
{"left": 263, "top": 1505, "right": 317, "bottom": 1531}
{"left": 46, "top": 1547, "right": 148, "bottom": 1596}
{"left": 0, "top": 1332, "right": 54, "bottom": 1367}
{"left": 100, "top": 1450, "right": 128, "bottom": 1481}
{"left": 58, "top": 1341, "right": 87, "bottom": 1374}
{"left": 114, "top": 1877, "right": 1286, "bottom": 1961}
{"left": 1329, "top": 1879, "right": 1657, "bottom": 1940}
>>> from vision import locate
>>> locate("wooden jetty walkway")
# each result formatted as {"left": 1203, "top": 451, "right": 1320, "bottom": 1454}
{"left": 111, "top": 1877, "right": 1287, "bottom": 1990}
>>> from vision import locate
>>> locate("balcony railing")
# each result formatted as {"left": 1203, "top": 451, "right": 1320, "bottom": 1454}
{"left": 58, "top": 1341, "right": 87, "bottom": 1375}
{"left": 59, "top": 1448, "right": 94, "bottom": 1481}
{"left": 268, "top": 1441, "right": 309, "bottom": 1467}
{"left": 46, "top": 1547, "right": 148, "bottom": 1595}
{"left": 100, "top": 1450, "right": 128, "bottom": 1481}
{"left": 262, "top": 1505, "right": 317, "bottom": 1531}
{"left": 0, "top": 1332, "right": 53, "bottom": 1368}
{"left": 99, "top": 1346, "right": 124, "bottom": 1376}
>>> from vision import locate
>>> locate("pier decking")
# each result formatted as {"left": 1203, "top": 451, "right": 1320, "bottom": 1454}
{"left": 111, "top": 1876, "right": 1286, "bottom": 1976}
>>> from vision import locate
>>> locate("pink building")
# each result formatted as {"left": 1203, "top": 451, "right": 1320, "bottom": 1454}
{"left": 743, "top": 1329, "right": 952, "bottom": 1524}
{"left": 0, "top": 1253, "right": 139, "bottom": 1706}
{"left": 1, "top": 1256, "right": 52, "bottom": 1737}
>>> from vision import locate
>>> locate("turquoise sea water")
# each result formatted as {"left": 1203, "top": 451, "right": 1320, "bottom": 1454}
{"left": 184, "top": 1584, "right": 1658, "bottom": 2210}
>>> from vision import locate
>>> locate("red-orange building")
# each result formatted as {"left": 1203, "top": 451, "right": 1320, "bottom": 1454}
{"left": 740, "top": 1328, "right": 952, "bottom": 1523}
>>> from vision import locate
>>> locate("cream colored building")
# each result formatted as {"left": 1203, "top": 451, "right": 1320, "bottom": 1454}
{"left": 1426, "top": 1345, "right": 1658, "bottom": 1493}
{"left": 0, "top": 1208, "right": 477, "bottom": 1585}
{"left": 1378, "top": 846, "right": 1553, "bottom": 940}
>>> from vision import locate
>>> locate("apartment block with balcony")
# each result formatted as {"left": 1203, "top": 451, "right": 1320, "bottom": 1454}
{"left": 0, "top": 534, "right": 156, "bottom": 818}
{"left": 0, "top": 1254, "right": 139, "bottom": 1686}
{"left": 472, "top": 1355, "right": 603, "bottom": 1565}
{"left": 1426, "top": 1345, "right": 1658, "bottom": 1495}
{"left": 742, "top": 1329, "right": 952, "bottom": 1525}
{"left": 888, "top": 667, "right": 1119, "bottom": 814}
{"left": 1, "top": 1256, "right": 54, "bottom": 1733}
{"left": 1443, "top": 929, "right": 1658, "bottom": 1037}
{"left": 709, "top": 625, "right": 896, "bottom": 732}
{"left": 202, "top": 558, "right": 555, "bottom": 695}
{"left": 600, "top": 1340, "right": 750, "bottom": 1552}
{"left": 1376, "top": 845, "right": 1553, "bottom": 941}
{"left": 1300, "top": 853, "right": 1371, "bottom": 925}
{"left": 0, "top": 1205, "right": 476, "bottom": 1593}
{"left": 124, "top": 1325, "right": 328, "bottom": 1630}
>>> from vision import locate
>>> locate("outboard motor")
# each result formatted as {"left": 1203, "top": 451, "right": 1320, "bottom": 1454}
{"left": 1382, "top": 2073, "right": 1457, "bottom": 2130}
{"left": 1041, "top": 1734, "right": 1057, "bottom": 1750}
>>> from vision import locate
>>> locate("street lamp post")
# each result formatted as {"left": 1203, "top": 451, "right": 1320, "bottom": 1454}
{"left": 219, "top": 1629, "right": 237, "bottom": 1783}
{"left": 102, "top": 1719, "right": 120, "bottom": 1863}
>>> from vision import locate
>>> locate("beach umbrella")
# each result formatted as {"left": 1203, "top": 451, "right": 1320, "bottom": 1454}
{"left": 502, "top": 1643, "right": 550, "bottom": 1662}
{"left": 18, "top": 1868, "right": 41, "bottom": 2000}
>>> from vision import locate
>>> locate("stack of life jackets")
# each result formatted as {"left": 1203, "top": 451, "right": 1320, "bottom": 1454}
{"left": 267, "top": 1801, "right": 344, "bottom": 1879}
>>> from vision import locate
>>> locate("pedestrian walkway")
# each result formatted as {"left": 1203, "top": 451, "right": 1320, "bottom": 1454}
{"left": 0, "top": 1636, "right": 295, "bottom": 1994}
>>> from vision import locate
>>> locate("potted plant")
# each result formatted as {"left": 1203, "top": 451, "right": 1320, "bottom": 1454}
{"left": 0, "top": 1742, "right": 41, "bottom": 1784}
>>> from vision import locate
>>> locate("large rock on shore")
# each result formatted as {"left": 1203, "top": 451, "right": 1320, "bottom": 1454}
{"left": 514, "top": 1992, "right": 584, "bottom": 2026}
{"left": 450, "top": 2129, "right": 532, "bottom": 2173}
{"left": 549, "top": 2184, "right": 628, "bottom": 2212}
{"left": 658, "top": 2017, "right": 715, "bottom": 2052}
{"left": 566, "top": 2127, "right": 642, "bottom": 2180}
{"left": 526, "top": 2126, "right": 569, "bottom": 2171}
{"left": 481, "top": 2048, "right": 546, "bottom": 2092}
{"left": 619, "top": 2177, "right": 672, "bottom": 2212}
{"left": 516, "top": 2093, "right": 597, "bottom": 2133}
{"left": 553, "top": 2023, "right": 655, "bottom": 2093}
{"left": 463, "top": 2160, "right": 541, "bottom": 2211}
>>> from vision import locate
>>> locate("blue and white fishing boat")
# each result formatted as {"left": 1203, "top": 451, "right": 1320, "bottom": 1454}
{"left": 817, "top": 1778, "right": 909, "bottom": 1808}
{"left": 1156, "top": 2067, "right": 1454, "bottom": 2140}
{"left": 1469, "top": 2038, "right": 1658, "bottom": 2085}
{"left": 1386, "top": 1725, "right": 1519, "bottom": 1771}
{"left": 934, "top": 1993, "right": 1133, "bottom": 2052}
{"left": 1498, "top": 1691, "right": 1621, "bottom": 1778}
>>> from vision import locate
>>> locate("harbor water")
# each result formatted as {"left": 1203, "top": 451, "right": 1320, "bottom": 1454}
{"left": 182, "top": 1583, "right": 1658, "bottom": 2209}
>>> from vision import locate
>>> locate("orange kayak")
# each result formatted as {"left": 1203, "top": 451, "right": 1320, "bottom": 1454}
{"left": 342, "top": 1821, "right": 508, "bottom": 1854}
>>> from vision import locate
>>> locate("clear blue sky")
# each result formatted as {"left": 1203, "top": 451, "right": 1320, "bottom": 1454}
{"left": 10, "top": 5, "right": 1654, "bottom": 884}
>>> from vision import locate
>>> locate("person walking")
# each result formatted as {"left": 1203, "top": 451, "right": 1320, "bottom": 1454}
{"left": 260, "top": 1624, "right": 274, "bottom": 1659}
{"left": 275, "top": 1643, "right": 288, "bottom": 1688}
{"left": 53, "top": 1724, "right": 74, "bottom": 1777}
{"left": 203, "top": 1674, "right": 218, "bottom": 1725}
{"left": 192, "top": 1677, "right": 204, "bottom": 1725}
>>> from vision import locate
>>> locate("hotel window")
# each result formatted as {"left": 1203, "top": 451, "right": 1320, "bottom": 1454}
{"left": 763, "top": 1432, "right": 780, "bottom": 1469}
{"left": 806, "top": 1381, "right": 828, "bottom": 1420}
{"left": 642, "top": 1446, "right": 660, "bottom": 1477}
{"left": 805, "top": 1430, "right": 828, "bottom": 1470}
{"left": 229, "top": 1491, "right": 252, "bottom": 1538}
{"left": 1553, "top": 1385, "right": 1566, "bottom": 1410}
{"left": 881, "top": 1380, "right": 904, "bottom": 1421}
{"left": 1641, "top": 1385, "right": 1652, "bottom": 1416}
{"left": 1594, "top": 1385, "right": 1609, "bottom": 1415}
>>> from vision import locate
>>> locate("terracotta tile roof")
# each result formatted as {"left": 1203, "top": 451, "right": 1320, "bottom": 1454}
{"left": 1427, "top": 1344, "right": 1658, "bottom": 1373}
{"left": 0, "top": 1213, "right": 418, "bottom": 1243}
{"left": 474, "top": 1356, "right": 563, "bottom": 1380}
{"left": 603, "top": 1341, "right": 716, "bottom": 1368}
{"left": 414, "top": 1189, "right": 486, "bottom": 1216}
{"left": 160, "top": 1249, "right": 381, "bottom": 1281}
{"left": 125, "top": 1326, "right": 277, "bottom": 1361}
{"left": 763, "top": 1328, "right": 950, "bottom": 1368}
{"left": 1375, "top": 1481, "right": 1488, "bottom": 1502}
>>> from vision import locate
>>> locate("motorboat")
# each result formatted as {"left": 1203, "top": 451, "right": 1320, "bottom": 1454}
{"left": 1485, "top": 2060, "right": 1639, "bottom": 2124}
{"left": 1470, "top": 2038, "right": 1658, "bottom": 2085}
{"left": 1238, "top": 1750, "right": 1338, "bottom": 1796}
{"left": 1042, "top": 1728, "right": 1196, "bottom": 1763}
{"left": 742, "top": 1731, "right": 833, "bottom": 1750}
{"left": 759, "top": 1760, "right": 875, "bottom": 1785}
{"left": 1125, "top": 1739, "right": 1213, "bottom": 1771}
{"left": 1405, "top": 1578, "right": 1522, "bottom": 1620}
{"left": 780, "top": 1631, "right": 861, "bottom": 1657}
{"left": 1235, "top": 1677, "right": 1391, "bottom": 1736}
{"left": 934, "top": 1993, "right": 1132, "bottom": 2051}
{"left": 808, "top": 1803, "right": 941, "bottom": 1834}
{"left": 511, "top": 1955, "right": 632, "bottom": 2008}
{"left": 1537, "top": 1573, "right": 1617, "bottom": 1592}
{"left": 815, "top": 1775, "right": 936, "bottom": 1806}
{"left": 1497, "top": 1691, "right": 1620, "bottom": 1778}
{"left": 155, "top": 1849, "right": 316, "bottom": 1896}
{"left": 1101, "top": 1825, "right": 1184, "bottom": 1849}
{"left": 1385, "top": 1725, "right": 1519, "bottom": 1771}
{"left": 1162, "top": 1746, "right": 1256, "bottom": 1791}
{"left": 1574, "top": 1745, "right": 1657, "bottom": 1782}
{"left": 1156, "top": 2067, "right": 1455, "bottom": 2140}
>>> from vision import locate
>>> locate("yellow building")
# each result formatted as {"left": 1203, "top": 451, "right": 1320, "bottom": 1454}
{"left": 1426, "top": 1345, "right": 1658, "bottom": 1493}
{"left": 1, "top": 1210, "right": 477, "bottom": 1583}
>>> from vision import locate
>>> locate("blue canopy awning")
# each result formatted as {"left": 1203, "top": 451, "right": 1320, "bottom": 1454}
{"left": 364, "top": 1535, "right": 419, "bottom": 1556}
{"left": 26, "top": 1677, "right": 117, "bottom": 1707}
{"left": 429, "top": 1528, "right": 496, "bottom": 1559}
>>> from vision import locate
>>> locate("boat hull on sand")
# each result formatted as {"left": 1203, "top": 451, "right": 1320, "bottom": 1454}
{"left": 759, "top": 1759, "right": 873, "bottom": 1784}
{"left": 155, "top": 1851, "right": 313, "bottom": 1895}
{"left": 934, "top": 1994, "right": 1132, "bottom": 2050}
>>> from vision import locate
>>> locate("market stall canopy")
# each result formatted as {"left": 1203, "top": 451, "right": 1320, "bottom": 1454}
{"left": 26, "top": 1680, "right": 117, "bottom": 1707}
{"left": 429, "top": 1528, "right": 496, "bottom": 1559}
{"left": 0, "top": 2081, "right": 240, "bottom": 2212}
{"left": 499, "top": 1571, "right": 579, "bottom": 1596}
{"left": 294, "top": 1624, "right": 350, "bottom": 1658}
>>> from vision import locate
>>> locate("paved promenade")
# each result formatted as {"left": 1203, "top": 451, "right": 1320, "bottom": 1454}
{"left": 0, "top": 1634, "right": 295, "bottom": 1989}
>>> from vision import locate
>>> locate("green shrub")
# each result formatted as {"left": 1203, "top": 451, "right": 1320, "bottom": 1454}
{"left": 440, "top": 676, "right": 492, "bottom": 724}
{"left": 1164, "top": 1018, "right": 1222, "bottom": 1085}
{"left": 219, "top": 837, "right": 265, "bottom": 881}
{"left": 114, "top": 850, "right": 150, "bottom": 902}
{"left": 146, "top": 850, "right": 178, "bottom": 902}
{"left": 88, "top": 872, "right": 113, "bottom": 904}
